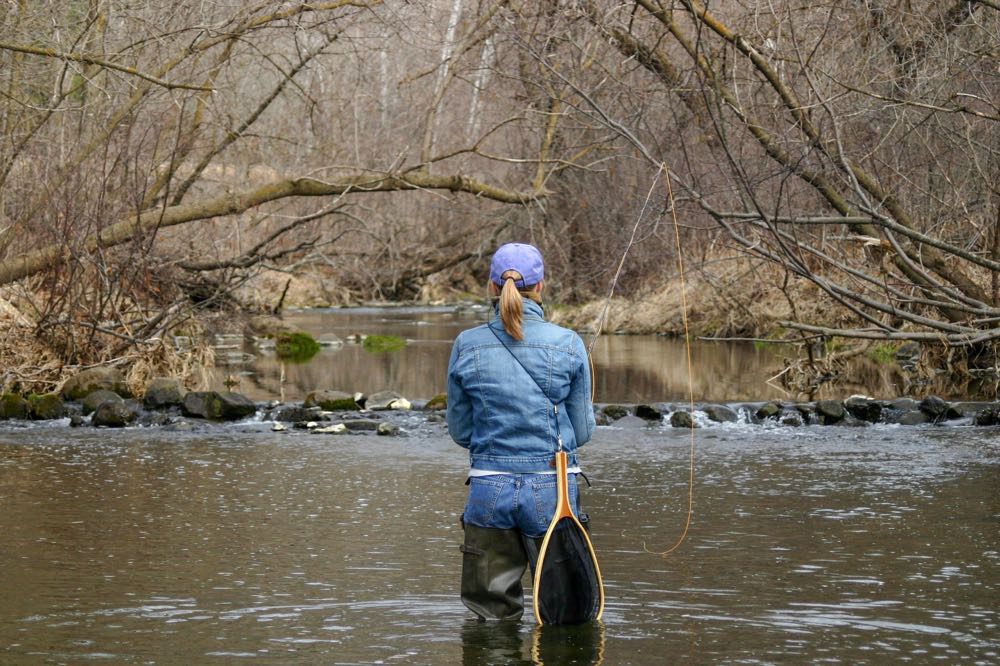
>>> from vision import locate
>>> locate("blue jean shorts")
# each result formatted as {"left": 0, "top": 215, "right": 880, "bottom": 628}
{"left": 463, "top": 473, "right": 581, "bottom": 538}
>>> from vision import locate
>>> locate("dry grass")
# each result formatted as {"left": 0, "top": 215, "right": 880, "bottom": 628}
{"left": 0, "top": 286, "right": 216, "bottom": 396}
{"left": 552, "top": 254, "right": 856, "bottom": 340}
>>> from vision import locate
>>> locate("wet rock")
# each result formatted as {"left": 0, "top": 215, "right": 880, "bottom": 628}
{"left": 635, "top": 404, "right": 663, "bottom": 421}
{"left": 271, "top": 405, "right": 321, "bottom": 422}
{"left": 702, "top": 404, "right": 738, "bottom": 423}
{"left": 61, "top": 367, "right": 129, "bottom": 401}
{"left": 92, "top": 400, "right": 137, "bottom": 427}
{"left": 377, "top": 422, "right": 401, "bottom": 436}
{"left": 81, "top": 390, "right": 124, "bottom": 415}
{"left": 0, "top": 393, "right": 29, "bottom": 419}
{"left": 815, "top": 399, "right": 846, "bottom": 425}
{"left": 136, "top": 412, "right": 171, "bottom": 427}
{"left": 304, "top": 390, "right": 360, "bottom": 411}
{"left": 779, "top": 409, "right": 803, "bottom": 427}
{"left": 844, "top": 396, "right": 882, "bottom": 423}
{"left": 317, "top": 333, "right": 344, "bottom": 348}
{"left": 601, "top": 405, "right": 630, "bottom": 421}
{"left": 367, "top": 390, "right": 411, "bottom": 411}
{"left": 425, "top": 393, "right": 447, "bottom": 411}
{"left": 342, "top": 419, "right": 380, "bottom": 432}
{"left": 974, "top": 404, "right": 1000, "bottom": 426}
{"left": 426, "top": 413, "right": 445, "bottom": 424}
{"left": 889, "top": 397, "right": 919, "bottom": 411}
{"left": 755, "top": 401, "right": 782, "bottom": 420}
{"left": 919, "top": 396, "right": 962, "bottom": 423}
{"left": 27, "top": 393, "right": 65, "bottom": 420}
{"left": 69, "top": 414, "right": 87, "bottom": 427}
{"left": 182, "top": 391, "right": 257, "bottom": 420}
{"left": 314, "top": 423, "right": 348, "bottom": 434}
{"left": 900, "top": 410, "right": 930, "bottom": 425}
{"left": 144, "top": 377, "right": 184, "bottom": 409}
{"left": 669, "top": 411, "right": 696, "bottom": 428}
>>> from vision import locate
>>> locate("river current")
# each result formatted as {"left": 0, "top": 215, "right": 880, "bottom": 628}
{"left": 0, "top": 307, "right": 997, "bottom": 664}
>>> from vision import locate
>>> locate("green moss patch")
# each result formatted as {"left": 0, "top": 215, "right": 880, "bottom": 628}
{"left": 362, "top": 334, "right": 407, "bottom": 354}
{"left": 275, "top": 332, "right": 321, "bottom": 362}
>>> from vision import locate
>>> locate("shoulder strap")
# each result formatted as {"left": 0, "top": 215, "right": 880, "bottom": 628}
{"left": 487, "top": 323, "right": 564, "bottom": 452}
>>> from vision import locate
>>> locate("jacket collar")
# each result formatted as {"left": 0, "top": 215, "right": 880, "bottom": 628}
{"left": 492, "top": 297, "right": 545, "bottom": 321}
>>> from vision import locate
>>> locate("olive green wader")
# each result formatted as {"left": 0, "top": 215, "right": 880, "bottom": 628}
{"left": 460, "top": 523, "right": 545, "bottom": 621}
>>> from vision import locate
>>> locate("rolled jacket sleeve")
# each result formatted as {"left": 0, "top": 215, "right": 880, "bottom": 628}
{"left": 446, "top": 337, "right": 472, "bottom": 448}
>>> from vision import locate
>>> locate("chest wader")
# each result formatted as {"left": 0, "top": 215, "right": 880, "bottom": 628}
{"left": 460, "top": 518, "right": 532, "bottom": 621}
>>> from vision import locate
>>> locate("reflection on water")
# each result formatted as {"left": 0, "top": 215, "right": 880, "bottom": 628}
{"left": 460, "top": 620, "right": 606, "bottom": 665}
{"left": 212, "top": 305, "right": 913, "bottom": 403}
{"left": 1, "top": 421, "right": 996, "bottom": 663}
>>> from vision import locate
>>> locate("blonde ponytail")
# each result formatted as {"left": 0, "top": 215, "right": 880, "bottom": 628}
{"left": 499, "top": 276, "right": 525, "bottom": 340}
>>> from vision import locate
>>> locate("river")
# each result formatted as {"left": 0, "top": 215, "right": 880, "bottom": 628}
{"left": 0, "top": 307, "right": 997, "bottom": 664}
{"left": 209, "top": 305, "right": 922, "bottom": 404}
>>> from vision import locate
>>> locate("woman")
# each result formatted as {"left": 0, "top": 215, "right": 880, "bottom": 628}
{"left": 446, "top": 242, "right": 596, "bottom": 621}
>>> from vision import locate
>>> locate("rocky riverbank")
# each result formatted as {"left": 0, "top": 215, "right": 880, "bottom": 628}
{"left": 1, "top": 366, "right": 998, "bottom": 432}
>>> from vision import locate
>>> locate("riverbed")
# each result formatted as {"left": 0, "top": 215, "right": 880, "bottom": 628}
{"left": 1, "top": 416, "right": 997, "bottom": 664}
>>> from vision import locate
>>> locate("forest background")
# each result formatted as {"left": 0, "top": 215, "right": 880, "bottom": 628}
{"left": 0, "top": 0, "right": 998, "bottom": 397}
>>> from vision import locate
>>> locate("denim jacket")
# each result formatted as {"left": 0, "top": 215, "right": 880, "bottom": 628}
{"left": 446, "top": 298, "right": 596, "bottom": 473}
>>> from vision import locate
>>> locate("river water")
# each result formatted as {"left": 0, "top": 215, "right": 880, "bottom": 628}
{"left": 1, "top": 307, "right": 998, "bottom": 664}
{"left": 214, "top": 305, "right": 917, "bottom": 404}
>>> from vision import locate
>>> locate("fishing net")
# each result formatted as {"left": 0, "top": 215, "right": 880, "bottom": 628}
{"left": 526, "top": 517, "right": 602, "bottom": 625}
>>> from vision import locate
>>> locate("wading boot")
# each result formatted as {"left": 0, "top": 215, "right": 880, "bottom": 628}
{"left": 460, "top": 524, "right": 529, "bottom": 620}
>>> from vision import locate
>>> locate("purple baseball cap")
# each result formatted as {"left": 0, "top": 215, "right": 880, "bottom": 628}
{"left": 490, "top": 242, "right": 544, "bottom": 287}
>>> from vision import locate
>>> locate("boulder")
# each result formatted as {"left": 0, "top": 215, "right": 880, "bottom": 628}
{"left": 314, "top": 423, "right": 348, "bottom": 434}
{"left": 377, "top": 422, "right": 401, "bottom": 436}
{"left": 845, "top": 396, "right": 882, "bottom": 423}
{"left": 0, "top": 393, "right": 29, "bottom": 420}
{"left": 92, "top": 401, "right": 137, "bottom": 427}
{"left": 919, "top": 396, "right": 962, "bottom": 423}
{"left": 601, "top": 405, "right": 630, "bottom": 421}
{"left": 28, "top": 393, "right": 65, "bottom": 420}
{"left": 61, "top": 367, "right": 129, "bottom": 401}
{"left": 895, "top": 410, "right": 929, "bottom": 426}
{"left": 304, "top": 390, "right": 360, "bottom": 411}
{"left": 144, "top": 377, "right": 184, "bottom": 409}
{"left": 702, "top": 404, "right": 738, "bottom": 423}
{"left": 342, "top": 419, "right": 381, "bottom": 432}
{"left": 635, "top": 404, "right": 664, "bottom": 421}
{"left": 755, "top": 401, "right": 782, "bottom": 420}
{"left": 182, "top": 391, "right": 257, "bottom": 420}
{"left": 424, "top": 393, "right": 447, "bottom": 411}
{"left": 889, "top": 397, "right": 919, "bottom": 411}
{"left": 367, "top": 390, "right": 410, "bottom": 411}
{"left": 271, "top": 405, "right": 322, "bottom": 422}
{"left": 779, "top": 409, "right": 804, "bottom": 427}
{"left": 974, "top": 404, "right": 1000, "bottom": 426}
{"left": 669, "top": 411, "right": 696, "bottom": 428}
{"left": 82, "top": 390, "right": 123, "bottom": 415}
{"left": 815, "top": 399, "right": 846, "bottom": 425}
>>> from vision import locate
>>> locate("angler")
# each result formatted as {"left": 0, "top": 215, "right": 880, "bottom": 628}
{"left": 446, "top": 242, "right": 602, "bottom": 624}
